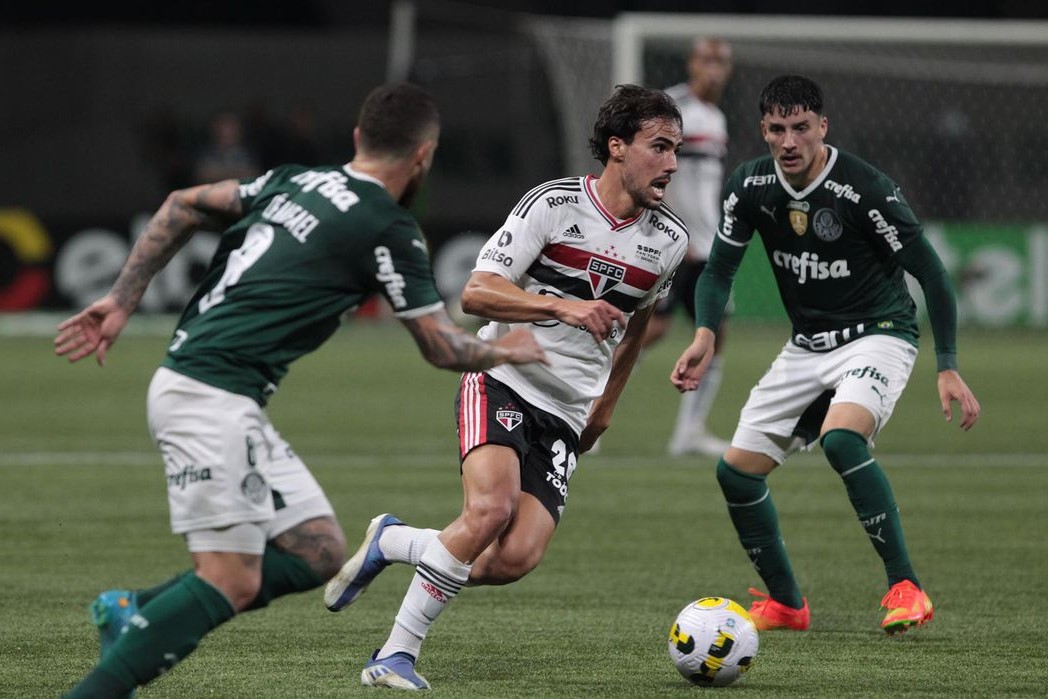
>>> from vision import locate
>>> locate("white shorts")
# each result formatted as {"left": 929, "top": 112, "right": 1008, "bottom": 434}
{"left": 147, "top": 367, "right": 334, "bottom": 553}
{"left": 731, "top": 335, "right": 917, "bottom": 463}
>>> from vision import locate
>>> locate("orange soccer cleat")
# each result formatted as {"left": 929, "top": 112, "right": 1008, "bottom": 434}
{"left": 747, "top": 587, "right": 810, "bottom": 631}
{"left": 880, "top": 580, "right": 934, "bottom": 634}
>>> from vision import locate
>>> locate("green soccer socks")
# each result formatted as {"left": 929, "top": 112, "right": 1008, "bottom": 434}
{"left": 716, "top": 458, "right": 804, "bottom": 609}
{"left": 65, "top": 574, "right": 235, "bottom": 697}
{"left": 821, "top": 428, "right": 919, "bottom": 588}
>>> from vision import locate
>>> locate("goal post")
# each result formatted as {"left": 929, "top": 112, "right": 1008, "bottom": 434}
{"left": 612, "top": 13, "right": 1048, "bottom": 85}
{"left": 528, "top": 13, "right": 1048, "bottom": 326}
{"left": 529, "top": 11, "right": 1048, "bottom": 221}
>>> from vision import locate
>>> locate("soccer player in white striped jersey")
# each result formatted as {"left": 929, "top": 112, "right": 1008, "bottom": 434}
{"left": 643, "top": 37, "right": 734, "bottom": 457}
{"left": 325, "top": 84, "right": 689, "bottom": 690}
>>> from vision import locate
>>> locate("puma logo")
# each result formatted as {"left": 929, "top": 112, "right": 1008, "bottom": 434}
{"left": 760, "top": 205, "right": 777, "bottom": 221}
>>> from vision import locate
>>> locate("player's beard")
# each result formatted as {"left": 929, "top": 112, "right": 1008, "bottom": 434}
{"left": 629, "top": 176, "right": 665, "bottom": 211}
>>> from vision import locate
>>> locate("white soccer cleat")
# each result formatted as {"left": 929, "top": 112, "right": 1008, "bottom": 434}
{"left": 324, "top": 513, "right": 401, "bottom": 611}
{"left": 361, "top": 651, "right": 430, "bottom": 690}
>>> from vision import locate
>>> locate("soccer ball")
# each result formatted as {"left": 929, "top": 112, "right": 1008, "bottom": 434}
{"left": 667, "top": 597, "right": 759, "bottom": 687}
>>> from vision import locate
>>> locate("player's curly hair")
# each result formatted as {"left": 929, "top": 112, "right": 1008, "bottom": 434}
{"left": 589, "top": 84, "right": 682, "bottom": 166}
{"left": 357, "top": 82, "right": 440, "bottom": 157}
{"left": 759, "top": 75, "right": 824, "bottom": 118}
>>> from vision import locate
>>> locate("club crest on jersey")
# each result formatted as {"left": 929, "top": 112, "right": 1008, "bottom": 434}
{"left": 812, "top": 208, "right": 843, "bottom": 242}
{"left": 587, "top": 257, "right": 626, "bottom": 297}
{"left": 496, "top": 409, "right": 523, "bottom": 432}
{"left": 787, "top": 200, "right": 810, "bottom": 236}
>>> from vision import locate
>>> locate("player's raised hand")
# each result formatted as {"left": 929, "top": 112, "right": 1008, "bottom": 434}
{"left": 937, "top": 369, "right": 981, "bottom": 431}
{"left": 54, "top": 295, "right": 132, "bottom": 367}
{"left": 496, "top": 327, "right": 548, "bottom": 366}
{"left": 670, "top": 327, "right": 716, "bottom": 393}
{"left": 556, "top": 299, "right": 626, "bottom": 343}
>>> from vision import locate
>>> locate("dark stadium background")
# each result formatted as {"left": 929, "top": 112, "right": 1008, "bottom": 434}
{"left": 2, "top": 1, "right": 1045, "bottom": 311}
{"left": 8, "top": 1, "right": 1047, "bottom": 25}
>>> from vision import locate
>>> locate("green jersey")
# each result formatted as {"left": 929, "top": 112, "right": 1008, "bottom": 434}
{"left": 703, "top": 145, "right": 927, "bottom": 352}
{"left": 162, "top": 164, "right": 444, "bottom": 405}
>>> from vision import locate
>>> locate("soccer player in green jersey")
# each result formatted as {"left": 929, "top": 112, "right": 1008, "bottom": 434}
{"left": 54, "top": 82, "right": 545, "bottom": 697}
{"left": 671, "top": 75, "right": 981, "bottom": 634}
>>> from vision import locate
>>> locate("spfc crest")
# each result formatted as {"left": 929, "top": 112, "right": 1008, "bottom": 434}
{"left": 496, "top": 409, "right": 523, "bottom": 432}
{"left": 587, "top": 257, "right": 626, "bottom": 297}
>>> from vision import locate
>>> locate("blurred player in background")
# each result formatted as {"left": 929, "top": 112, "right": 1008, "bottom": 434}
{"left": 55, "top": 82, "right": 545, "bottom": 698}
{"left": 324, "top": 84, "right": 688, "bottom": 690}
{"left": 643, "top": 37, "right": 734, "bottom": 457}
{"left": 671, "top": 75, "right": 980, "bottom": 635}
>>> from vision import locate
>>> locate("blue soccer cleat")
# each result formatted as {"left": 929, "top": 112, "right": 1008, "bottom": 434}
{"left": 90, "top": 589, "right": 139, "bottom": 658}
{"left": 361, "top": 651, "right": 430, "bottom": 690}
{"left": 324, "top": 513, "right": 402, "bottom": 611}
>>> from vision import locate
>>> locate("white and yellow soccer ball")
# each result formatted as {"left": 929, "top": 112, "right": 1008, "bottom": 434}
{"left": 667, "top": 597, "right": 759, "bottom": 687}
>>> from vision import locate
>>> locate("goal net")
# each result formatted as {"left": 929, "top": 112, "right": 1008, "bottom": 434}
{"left": 527, "top": 13, "right": 1048, "bottom": 326}
{"left": 530, "top": 13, "right": 1048, "bottom": 223}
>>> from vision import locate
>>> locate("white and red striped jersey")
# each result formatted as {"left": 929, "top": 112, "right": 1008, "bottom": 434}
{"left": 663, "top": 82, "right": 728, "bottom": 260}
{"left": 472, "top": 175, "right": 689, "bottom": 434}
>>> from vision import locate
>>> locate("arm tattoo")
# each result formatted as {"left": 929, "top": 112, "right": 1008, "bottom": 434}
{"left": 406, "top": 310, "right": 505, "bottom": 371}
{"left": 111, "top": 181, "right": 241, "bottom": 311}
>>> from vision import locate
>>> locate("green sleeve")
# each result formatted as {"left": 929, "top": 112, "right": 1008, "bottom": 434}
{"left": 694, "top": 238, "right": 745, "bottom": 331}
{"left": 895, "top": 236, "right": 958, "bottom": 371}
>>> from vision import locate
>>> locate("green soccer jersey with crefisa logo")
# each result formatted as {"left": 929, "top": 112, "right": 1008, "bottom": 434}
{"left": 717, "top": 145, "right": 921, "bottom": 350}
{"left": 161, "top": 164, "right": 444, "bottom": 406}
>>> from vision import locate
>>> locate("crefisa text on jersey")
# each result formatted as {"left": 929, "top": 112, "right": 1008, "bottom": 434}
{"left": 867, "top": 209, "right": 903, "bottom": 251}
{"left": 373, "top": 246, "right": 408, "bottom": 309}
{"left": 824, "top": 179, "right": 861, "bottom": 203}
{"left": 290, "top": 169, "right": 361, "bottom": 211}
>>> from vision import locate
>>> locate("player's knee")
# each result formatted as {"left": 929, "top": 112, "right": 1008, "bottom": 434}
{"left": 820, "top": 428, "right": 869, "bottom": 474}
{"left": 503, "top": 543, "right": 545, "bottom": 582}
{"left": 715, "top": 458, "right": 766, "bottom": 501}
{"left": 199, "top": 570, "right": 260, "bottom": 612}
{"left": 462, "top": 497, "right": 515, "bottom": 540}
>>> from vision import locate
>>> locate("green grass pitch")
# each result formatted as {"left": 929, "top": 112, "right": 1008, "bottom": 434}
{"left": 2, "top": 318, "right": 1046, "bottom": 697}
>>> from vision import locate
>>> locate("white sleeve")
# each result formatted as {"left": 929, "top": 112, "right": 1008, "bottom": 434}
{"left": 641, "top": 239, "right": 689, "bottom": 309}
{"left": 473, "top": 207, "right": 552, "bottom": 283}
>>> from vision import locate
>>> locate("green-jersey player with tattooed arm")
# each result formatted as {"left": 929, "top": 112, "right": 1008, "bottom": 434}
{"left": 672, "top": 75, "right": 980, "bottom": 635}
{"left": 55, "top": 82, "right": 544, "bottom": 698}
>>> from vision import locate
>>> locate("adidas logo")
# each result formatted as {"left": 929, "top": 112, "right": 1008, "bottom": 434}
{"left": 562, "top": 223, "right": 583, "bottom": 239}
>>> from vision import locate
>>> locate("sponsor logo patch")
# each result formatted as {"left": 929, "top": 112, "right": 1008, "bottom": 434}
{"left": 824, "top": 179, "right": 861, "bottom": 203}
{"left": 635, "top": 244, "right": 661, "bottom": 264}
{"left": 787, "top": 200, "right": 810, "bottom": 236}
{"left": 421, "top": 581, "right": 448, "bottom": 603}
{"left": 562, "top": 224, "right": 583, "bottom": 239}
